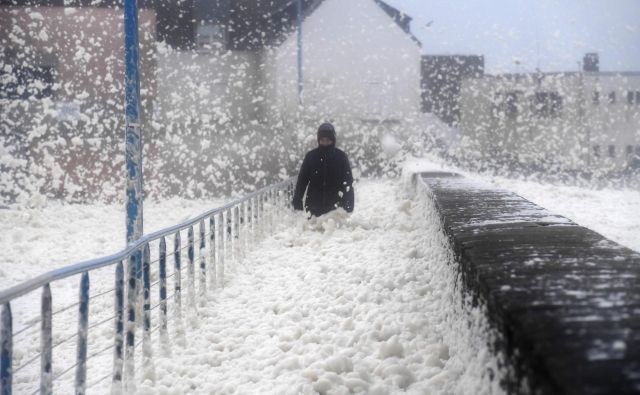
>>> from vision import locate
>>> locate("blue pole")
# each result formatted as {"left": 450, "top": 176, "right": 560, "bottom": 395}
{"left": 124, "top": 0, "right": 143, "bottom": 245}
{"left": 296, "top": 0, "right": 303, "bottom": 105}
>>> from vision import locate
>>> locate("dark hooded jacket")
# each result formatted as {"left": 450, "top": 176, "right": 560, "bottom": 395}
{"left": 293, "top": 123, "right": 354, "bottom": 217}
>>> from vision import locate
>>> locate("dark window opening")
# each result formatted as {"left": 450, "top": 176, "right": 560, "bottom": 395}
{"left": 0, "top": 64, "right": 54, "bottom": 100}
{"left": 608, "top": 91, "right": 616, "bottom": 104}
{"left": 592, "top": 91, "right": 600, "bottom": 105}
{"left": 593, "top": 145, "right": 600, "bottom": 157}
{"left": 626, "top": 145, "right": 633, "bottom": 156}
{"left": 493, "top": 91, "right": 519, "bottom": 120}
{"left": 534, "top": 91, "right": 562, "bottom": 118}
{"left": 196, "top": 23, "right": 227, "bottom": 52}
{"left": 636, "top": 91, "right": 640, "bottom": 105}
{"left": 608, "top": 145, "right": 616, "bottom": 158}
{"left": 628, "top": 91, "right": 635, "bottom": 105}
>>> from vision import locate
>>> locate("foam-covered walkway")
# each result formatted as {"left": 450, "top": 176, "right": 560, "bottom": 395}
{"left": 135, "top": 179, "right": 499, "bottom": 394}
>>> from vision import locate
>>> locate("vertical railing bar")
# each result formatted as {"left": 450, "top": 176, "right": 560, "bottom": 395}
{"left": 40, "top": 284, "right": 52, "bottom": 395}
{"left": 269, "top": 190, "right": 274, "bottom": 234}
{"left": 187, "top": 227, "right": 195, "bottom": 306}
{"left": 220, "top": 212, "right": 226, "bottom": 287}
{"left": 159, "top": 238, "right": 167, "bottom": 337}
{"left": 75, "top": 272, "right": 90, "bottom": 395}
{"left": 241, "top": 201, "right": 247, "bottom": 257}
{"left": 209, "top": 216, "right": 216, "bottom": 290}
{"left": 142, "top": 244, "right": 152, "bottom": 363}
{"left": 173, "top": 232, "right": 182, "bottom": 318}
{"left": 1, "top": 303, "right": 11, "bottom": 395}
{"left": 247, "top": 198, "right": 252, "bottom": 244}
{"left": 259, "top": 193, "right": 264, "bottom": 237}
{"left": 235, "top": 205, "right": 240, "bottom": 262}
{"left": 124, "top": 254, "right": 136, "bottom": 393}
{"left": 226, "top": 210, "right": 232, "bottom": 265}
{"left": 198, "top": 220, "right": 206, "bottom": 304}
{"left": 112, "top": 261, "right": 124, "bottom": 393}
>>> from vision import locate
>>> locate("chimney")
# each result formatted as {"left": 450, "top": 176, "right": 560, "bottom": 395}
{"left": 583, "top": 53, "right": 599, "bottom": 72}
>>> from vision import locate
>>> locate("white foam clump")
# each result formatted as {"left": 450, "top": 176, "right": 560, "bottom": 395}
{"left": 129, "top": 178, "right": 506, "bottom": 394}
{"left": 2, "top": 178, "right": 506, "bottom": 394}
{"left": 379, "top": 335, "right": 405, "bottom": 359}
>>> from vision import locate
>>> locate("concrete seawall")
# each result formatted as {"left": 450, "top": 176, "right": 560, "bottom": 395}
{"left": 416, "top": 172, "right": 640, "bottom": 394}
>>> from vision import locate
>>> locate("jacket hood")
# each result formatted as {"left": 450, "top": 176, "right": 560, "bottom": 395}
{"left": 317, "top": 123, "right": 337, "bottom": 146}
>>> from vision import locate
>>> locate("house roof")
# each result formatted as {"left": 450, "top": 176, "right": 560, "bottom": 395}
{"left": 195, "top": 0, "right": 421, "bottom": 50}
{"left": 1, "top": 0, "right": 422, "bottom": 50}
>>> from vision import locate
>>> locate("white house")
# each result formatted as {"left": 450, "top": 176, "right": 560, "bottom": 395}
{"left": 265, "top": 0, "right": 423, "bottom": 123}
{"left": 458, "top": 70, "right": 640, "bottom": 173}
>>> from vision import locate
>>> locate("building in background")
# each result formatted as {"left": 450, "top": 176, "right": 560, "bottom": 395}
{"left": 0, "top": 3, "right": 157, "bottom": 200}
{"left": 421, "top": 55, "right": 484, "bottom": 126}
{"left": 458, "top": 54, "right": 640, "bottom": 173}
{"left": 1, "top": 0, "right": 427, "bottom": 200}
{"left": 266, "top": 0, "right": 422, "bottom": 123}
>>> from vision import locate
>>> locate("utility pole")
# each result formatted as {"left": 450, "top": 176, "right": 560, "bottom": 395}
{"left": 124, "top": 0, "right": 143, "bottom": 246}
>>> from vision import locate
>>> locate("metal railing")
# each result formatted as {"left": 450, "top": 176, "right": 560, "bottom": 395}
{"left": 0, "top": 177, "right": 296, "bottom": 395}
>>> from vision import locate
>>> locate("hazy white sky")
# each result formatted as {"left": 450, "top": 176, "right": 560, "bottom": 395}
{"left": 386, "top": 0, "right": 640, "bottom": 74}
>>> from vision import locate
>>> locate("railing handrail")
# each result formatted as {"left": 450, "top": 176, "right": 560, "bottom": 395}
{"left": 0, "top": 177, "right": 296, "bottom": 305}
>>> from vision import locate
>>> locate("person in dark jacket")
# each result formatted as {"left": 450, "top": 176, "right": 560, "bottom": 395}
{"left": 292, "top": 123, "right": 354, "bottom": 217}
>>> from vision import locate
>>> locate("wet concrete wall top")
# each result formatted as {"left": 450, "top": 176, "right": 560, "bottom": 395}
{"left": 419, "top": 172, "right": 640, "bottom": 394}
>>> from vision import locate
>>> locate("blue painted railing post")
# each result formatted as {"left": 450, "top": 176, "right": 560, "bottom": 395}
{"left": 209, "top": 217, "right": 216, "bottom": 289}
{"left": 159, "top": 238, "right": 167, "bottom": 337}
{"left": 124, "top": 0, "right": 143, "bottom": 248}
{"left": 226, "top": 210, "right": 232, "bottom": 265}
{"left": 187, "top": 227, "right": 195, "bottom": 306}
{"left": 269, "top": 190, "right": 274, "bottom": 234}
{"left": 112, "top": 262, "right": 124, "bottom": 393}
{"left": 41, "top": 284, "right": 52, "bottom": 395}
{"left": 142, "top": 244, "right": 152, "bottom": 364}
{"left": 234, "top": 206, "right": 240, "bottom": 261}
{"left": 219, "top": 212, "right": 226, "bottom": 287}
{"left": 1, "top": 303, "right": 12, "bottom": 395}
{"left": 290, "top": 182, "right": 294, "bottom": 208}
{"left": 199, "top": 220, "right": 206, "bottom": 303}
{"left": 124, "top": 254, "right": 137, "bottom": 393}
{"left": 174, "top": 232, "right": 182, "bottom": 317}
{"left": 247, "top": 199, "right": 253, "bottom": 244}
{"left": 75, "top": 272, "right": 89, "bottom": 395}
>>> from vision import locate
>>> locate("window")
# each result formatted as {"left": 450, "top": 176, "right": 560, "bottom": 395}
{"left": 0, "top": 64, "right": 54, "bottom": 99}
{"left": 493, "top": 91, "right": 519, "bottom": 120}
{"left": 196, "top": 23, "right": 227, "bottom": 52}
{"left": 628, "top": 91, "right": 635, "bottom": 104}
{"left": 608, "top": 145, "right": 615, "bottom": 158}
{"left": 608, "top": 91, "right": 616, "bottom": 104}
{"left": 592, "top": 91, "right": 600, "bottom": 105}
{"left": 626, "top": 145, "right": 633, "bottom": 156}
{"left": 534, "top": 91, "right": 562, "bottom": 117}
{"left": 636, "top": 91, "right": 640, "bottom": 105}
{"left": 593, "top": 145, "right": 600, "bottom": 157}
